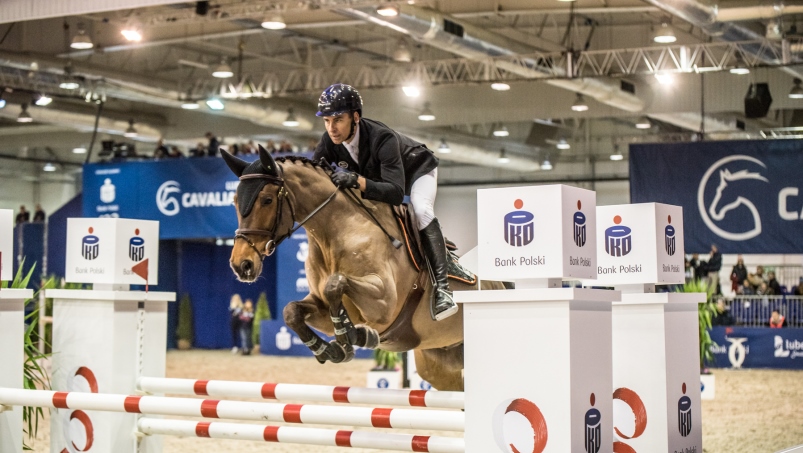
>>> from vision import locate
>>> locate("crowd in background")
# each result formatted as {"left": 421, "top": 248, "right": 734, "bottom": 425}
{"left": 149, "top": 133, "right": 318, "bottom": 160}
{"left": 15, "top": 204, "right": 46, "bottom": 225}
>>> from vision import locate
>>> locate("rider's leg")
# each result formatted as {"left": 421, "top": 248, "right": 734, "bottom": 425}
{"left": 411, "top": 169, "right": 458, "bottom": 321}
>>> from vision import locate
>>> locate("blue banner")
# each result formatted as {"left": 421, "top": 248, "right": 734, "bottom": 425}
{"left": 260, "top": 319, "right": 373, "bottom": 359}
{"left": 630, "top": 140, "right": 803, "bottom": 253}
{"left": 275, "top": 230, "right": 310, "bottom": 316}
{"left": 708, "top": 326, "right": 803, "bottom": 369}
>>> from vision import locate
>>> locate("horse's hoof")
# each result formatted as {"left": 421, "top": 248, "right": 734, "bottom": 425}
{"left": 341, "top": 342, "right": 355, "bottom": 363}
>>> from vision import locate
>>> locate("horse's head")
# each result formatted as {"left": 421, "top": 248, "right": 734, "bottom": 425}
{"left": 711, "top": 168, "right": 769, "bottom": 216}
{"left": 222, "top": 145, "right": 293, "bottom": 282}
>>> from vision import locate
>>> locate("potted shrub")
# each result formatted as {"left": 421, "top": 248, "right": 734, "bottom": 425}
{"left": 176, "top": 294, "right": 194, "bottom": 350}
{"left": 251, "top": 292, "right": 272, "bottom": 350}
{"left": 366, "top": 349, "right": 402, "bottom": 389}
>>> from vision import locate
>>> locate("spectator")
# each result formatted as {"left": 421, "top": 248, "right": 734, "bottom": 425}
{"left": 243, "top": 140, "right": 256, "bottom": 154}
{"left": 769, "top": 309, "right": 787, "bottom": 328}
{"left": 767, "top": 271, "right": 782, "bottom": 295}
{"left": 689, "top": 254, "right": 706, "bottom": 281}
{"left": 279, "top": 140, "right": 293, "bottom": 153}
{"left": 231, "top": 143, "right": 241, "bottom": 155}
{"left": 707, "top": 244, "right": 722, "bottom": 294}
{"left": 191, "top": 142, "right": 206, "bottom": 157}
{"left": 741, "top": 279, "right": 756, "bottom": 295}
{"left": 731, "top": 255, "right": 748, "bottom": 293}
{"left": 265, "top": 139, "right": 278, "bottom": 154}
{"left": 32, "top": 204, "right": 45, "bottom": 223}
{"left": 711, "top": 299, "right": 734, "bottom": 326}
{"left": 747, "top": 265, "right": 766, "bottom": 291}
{"left": 756, "top": 281, "right": 772, "bottom": 296}
{"left": 168, "top": 146, "right": 184, "bottom": 158}
{"left": 239, "top": 299, "right": 255, "bottom": 355}
{"left": 205, "top": 132, "right": 220, "bottom": 156}
{"left": 154, "top": 138, "right": 169, "bottom": 159}
{"left": 306, "top": 139, "right": 318, "bottom": 153}
{"left": 229, "top": 295, "right": 243, "bottom": 354}
{"left": 793, "top": 279, "right": 803, "bottom": 296}
{"left": 15, "top": 205, "right": 29, "bottom": 225}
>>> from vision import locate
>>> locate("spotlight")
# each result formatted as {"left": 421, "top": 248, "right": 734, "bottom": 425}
{"left": 261, "top": 15, "right": 287, "bottom": 30}
{"left": 556, "top": 138, "right": 570, "bottom": 150}
{"left": 610, "top": 148, "right": 624, "bottom": 161}
{"left": 121, "top": 26, "right": 142, "bottom": 42}
{"left": 789, "top": 78, "right": 803, "bottom": 99}
{"left": 491, "top": 83, "right": 510, "bottom": 91}
{"left": 393, "top": 39, "right": 412, "bottom": 62}
{"left": 730, "top": 67, "right": 750, "bottom": 75}
{"left": 34, "top": 94, "right": 53, "bottom": 106}
{"left": 438, "top": 139, "right": 451, "bottom": 154}
{"left": 59, "top": 81, "right": 81, "bottom": 89}
{"left": 417, "top": 103, "right": 435, "bottom": 121}
{"left": 43, "top": 163, "right": 57, "bottom": 172}
{"left": 654, "top": 73, "right": 674, "bottom": 85}
{"left": 653, "top": 23, "right": 677, "bottom": 44}
{"left": 377, "top": 5, "right": 399, "bottom": 16}
{"left": 497, "top": 148, "right": 510, "bottom": 164}
{"left": 17, "top": 104, "right": 32, "bottom": 123}
{"left": 402, "top": 85, "right": 420, "bottom": 97}
{"left": 493, "top": 125, "right": 509, "bottom": 137}
{"left": 282, "top": 108, "right": 300, "bottom": 127}
{"left": 70, "top": 26, "right": 94, "bottom": 50}
{"left": 206, "top": 97, "right": 225, "bottom": 110}
{"left": 212, "top": 60, "right": 234, "bottom": 78}
{"left": 72, "top": 147, "right": 87, "bottom": 154}
{"left": 124, "top": 119, "right": 138, "bottom": 137}
{"left": 571, "top": 94, "right": 589, "bottom": 112}
{"left": 181, "top": 101, "right": 200, "bottom": 109}
{"left": 635, "top": 117, "right": 652, "bottom": 129}
{"left": 0, "top": 99, "right": 5, "bottom": 109}
{"left": 541, "top": 157, "right": 553, "bottom": 170}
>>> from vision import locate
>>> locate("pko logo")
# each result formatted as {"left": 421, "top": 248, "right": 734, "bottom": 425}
{"left": 665, "top": 215, "right": 676, "bottom": 256}
{"left": 584, "top": 393, "right": 601, "bottom": 453}
{"left": 573, "top": 200, "right": 587, "bottom": 247}
{"left": 156, "top": 181, "right": 181, "bottom": 216}
{"left": 129, "top": 229, "right": 145, "bottom": 262}
{"left": 492, "top": 398, "right": 548, "bottom": 453}
{"left": 697, "top": 155, "right": 769, "bottom": 241}
{"left": 604, "top": 216, "right": 632, "bottom": 257}
{"left": 504, "top": 199, "right": 534, "bottom": 247}
{"left": 82, "top": 227, "right": 99, "bottom": 260}
{"left": 678, "top": 383, "right": 692, "bottom": 437}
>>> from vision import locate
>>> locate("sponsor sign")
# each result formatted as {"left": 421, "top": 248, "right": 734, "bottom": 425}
{"left": 709, "top": 326, "right": 803, "bottom": 369}
{"left": 477, "top": 185, "right": 597, "bottom": 281}
{"left": 593, "top": 203, "right": 685, "bottom": 286}
{"left": 65, "top": 218, "right": 159, "bottom": 285}
{"left": 631, "top": 140, "right": 803, "bottom": 253}
{"left": 0, "top": 209, "right": 12, "bottom": 281}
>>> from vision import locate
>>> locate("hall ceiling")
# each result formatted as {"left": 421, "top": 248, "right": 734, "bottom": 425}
{"left": 1, "top": 0, "right": 803, "bottom": 184}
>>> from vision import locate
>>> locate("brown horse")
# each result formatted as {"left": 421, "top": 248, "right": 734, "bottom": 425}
{"left": 222, "top": 147, "right": 502, "bottom": 391}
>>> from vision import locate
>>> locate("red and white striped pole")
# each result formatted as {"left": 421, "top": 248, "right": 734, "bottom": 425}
{"left": 137, "top": 377, "right": 465, "bottom": 410}
{"left": 137, "top": 418, "right": 465, "bottom": 453}
{"left": 0, "top": 389, "right": 463, "bottom": 432}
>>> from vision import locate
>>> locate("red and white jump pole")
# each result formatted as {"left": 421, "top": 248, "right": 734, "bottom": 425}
{"left": 0, "top": 389, "right": 463, "bottom": 432}
{"left": 138, "top": 377, "right": 464, "bottom": 410}
{"left": 137, "top": 418, "right": 464, "bottom": 453}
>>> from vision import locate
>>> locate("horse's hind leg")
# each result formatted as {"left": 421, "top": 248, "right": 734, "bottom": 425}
{"left": 324, "top": 273, "right": 380, "bottom": 353}
{"left": 283, "top": 296, "right": 349, "bottom": 364}
{"left": 414, "top": 346, "right": 464, "bottom": 392}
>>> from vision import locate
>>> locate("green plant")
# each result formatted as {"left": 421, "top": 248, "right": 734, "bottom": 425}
{"left": 176, "top": 294, "right": 194, "bottom": 348}
{"left": 3, "top": 260, "right": 51, "bottom": 451}
{"left": 372, "top": 349, "right": 401, "bottom": 371}
{"left": 675, "top": 279, "right": 718, "bottom": 370}
{"left": 252, "top": 292, "right": 272, "bottom": 346}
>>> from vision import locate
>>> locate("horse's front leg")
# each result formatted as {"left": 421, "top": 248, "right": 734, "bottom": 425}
{"left": 282, "top": 295, "right": 349, "bottom": 364}
{"left": 324, "top": 273, "right": 386, "bottom": 353}
{"left": 323, "top": 273, "right": 355, "bottom": 362}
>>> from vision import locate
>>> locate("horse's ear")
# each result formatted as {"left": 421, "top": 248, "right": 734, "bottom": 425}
{"left": 221, "top": 149, "right": 248, "bottom": 177}
{"left": 258, "top": 144, "right": 279, "bottom": 177}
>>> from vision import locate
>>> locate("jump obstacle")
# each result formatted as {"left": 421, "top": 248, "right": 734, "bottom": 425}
{"left": 0, "top": 192, "right": 705, "bottom": 453}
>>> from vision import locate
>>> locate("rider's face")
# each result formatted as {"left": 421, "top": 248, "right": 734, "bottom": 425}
{"left": 323, "top": 112, "right": 358, "bottom": 145}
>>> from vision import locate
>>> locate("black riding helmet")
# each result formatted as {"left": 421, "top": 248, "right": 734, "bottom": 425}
{"left": 316, "top": 83, "right": 363, "bottom": 117}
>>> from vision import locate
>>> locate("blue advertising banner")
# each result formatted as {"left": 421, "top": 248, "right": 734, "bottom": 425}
{"left": 260, "top": 319, "right": 373, "bottom": 359}
{"left": 630, "top": 140, "right": 803, "bottom": 253}
{"left": 275, "top": 230, "right": 310, "bottom": 317}
{"left": 708, "top": 326, "right": 803, "bottom": 369}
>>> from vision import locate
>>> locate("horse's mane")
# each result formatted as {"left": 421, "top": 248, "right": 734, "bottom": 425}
{"left": 275, "top": 155, "right": 334, "bottom": 176}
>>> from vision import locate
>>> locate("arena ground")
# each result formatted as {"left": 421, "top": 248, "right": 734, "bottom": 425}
{"left": 24, "top": 349, "right": 803, "bottom": 453}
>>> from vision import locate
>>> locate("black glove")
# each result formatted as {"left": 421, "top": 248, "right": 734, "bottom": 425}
{"left": 331, "top": 171, "right": 360, "bottom": 189}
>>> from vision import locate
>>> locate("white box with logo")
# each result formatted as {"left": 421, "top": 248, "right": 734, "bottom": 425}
{"left": 65, "top": 218, "right": 159, "bottom": 285}
{"left": 593, "top": 203, "right": 684, "bottom": 286}
{"left": 476, "top": 185, "right": 597, "bottom": 282}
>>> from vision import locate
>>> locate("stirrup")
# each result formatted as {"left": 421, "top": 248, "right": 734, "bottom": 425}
{"left": 431, "top": 289, "right": 458, "bottom": 321}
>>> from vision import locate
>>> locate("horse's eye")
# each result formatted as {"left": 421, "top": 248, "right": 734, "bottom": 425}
{"left": 262, "top": 197, "right": 273, "bottom": 205}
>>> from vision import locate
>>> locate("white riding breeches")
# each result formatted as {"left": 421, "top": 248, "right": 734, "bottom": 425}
{"left": 410, "top": 168, "right": 438, "bottom": 230}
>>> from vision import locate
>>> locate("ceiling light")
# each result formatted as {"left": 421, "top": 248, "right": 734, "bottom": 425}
{"left": 491, "top": 83, "right": 510, "bottom": 91}
{"left": 541, "top": 158, "right": 553, "bottom": 171}
{"left": 377, "top": 5, "right": 399, "bottom": 16}
{"left": 571, "top": 94, "right": 589, "bottom": 112}
{"left": 43, "top": 163, "right": 57, "bottom": 172}
{"left": 497, "top": 149, "right": 510, "bottom": 164}
{"left": 124, "top": 119, "right": 138, "bottom": 138}
{"left": 438, "top": 139, "right": 451, "bottom": 153}
{"left": 282, "top": 108, "right": 300, "bottom": 127}
{"left": 789, "top": 78, "right": 803, "bottom": 99}
{"left": 261, "top": 15, "right": 287, "bottom": 30}
{"left": 730, "top": 67, "right": 750, "bottom": 75}
{"left": 417, "top": 103, "right": 435, "bottom": 121}
{"left": 610, "top": 148, "right": 624, "bottom": 161}
{"left": 393, "top": 39, "right": 412, "bottom": 62}
{"left": 212, "top": 60, "right": 234, "bottom": 78}
{"left": 653, "top": 23, "right": 677, "bottom": 44}
{"left": 556, "top": 138, "right": 571, "bottom": 150}
{"left": 206, "top": 97, "right": 225, "bottom": 110}
{"left": 635, "top": 117, "right": 652, "bottom": 129}
{"left": 17, "top": 104, "right": 32, "bottom": 123}
{"left": 70, "top": 26, "right": 94, "bottom": 50}
{"left": 493, "top": 125, "right": 509, "bottom": 137}
{"left": 34, "top": 94, "right": 53, "bottom": 106}
{"left": 654, "top": 73, "right": 674, "bottom": 85}
{"left": 0, "top": 99, "right": 5, "bottom": 109}
{"left": 72, "top": 147, "right": 87, "bottom": 154}
{"left": 59, "top": 81, "right": 81, "bottom": 89}
{"left": 121, "top": 27, "right": 142, "bottom": 42}
{"left": 181, "top": 101, "right": 200, "bottom": 109}
{"left": 402, "top": 85, "right": 420, "bottom": 97}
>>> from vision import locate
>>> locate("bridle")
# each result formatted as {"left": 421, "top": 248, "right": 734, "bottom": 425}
{"left": 233, "top": 165, "right": 339, "bottom": 259}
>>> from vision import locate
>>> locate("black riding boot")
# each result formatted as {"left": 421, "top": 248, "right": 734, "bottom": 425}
{"left": 420, "top": 219, "right": 458, "bottom": 321}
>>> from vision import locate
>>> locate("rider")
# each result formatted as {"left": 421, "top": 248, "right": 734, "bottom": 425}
{"left": 312, "top": 83, "right": 458, "bottom": 321}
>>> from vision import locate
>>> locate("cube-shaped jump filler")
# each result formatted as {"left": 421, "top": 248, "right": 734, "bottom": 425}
{"left": 65, "top": 218, "right": 159, "bottom": 285}
{"left": 477, "top": 185, "right": 597, "bottom": 282}
{"left": 0, "top": 209, "right": 11, "bottom": 281}
{"left": 595, "top": 203, "right": 685, "bottom": 286}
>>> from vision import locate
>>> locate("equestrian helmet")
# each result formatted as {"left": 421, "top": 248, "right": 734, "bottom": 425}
{"left": 316, "top": 83, "right": 362, "bottom": 117}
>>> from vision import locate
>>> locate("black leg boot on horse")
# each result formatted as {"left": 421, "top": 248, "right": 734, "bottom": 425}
{"left": 420, "top": 218, "right": 458, "bottom": 321}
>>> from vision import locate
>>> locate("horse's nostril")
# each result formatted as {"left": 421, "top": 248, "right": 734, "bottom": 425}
{"left": 241, "top": 260, "right": 253, "bottom": 276}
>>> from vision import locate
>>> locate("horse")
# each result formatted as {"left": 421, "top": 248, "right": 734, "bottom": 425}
{"left": 222, "top": 146, "right": 504, "bottom": 391}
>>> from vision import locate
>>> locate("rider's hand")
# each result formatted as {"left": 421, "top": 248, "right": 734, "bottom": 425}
{"left": 331, "top": 171, "right": 360, "bottom": 189}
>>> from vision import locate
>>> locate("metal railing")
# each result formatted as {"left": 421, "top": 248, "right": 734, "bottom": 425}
{"left": 724, "top": 296, "right": 803, "bottom": 328}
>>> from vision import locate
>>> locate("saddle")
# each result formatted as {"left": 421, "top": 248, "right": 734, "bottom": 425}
{"left": 392, "top": 204, "right": 476, "bottom": 285}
